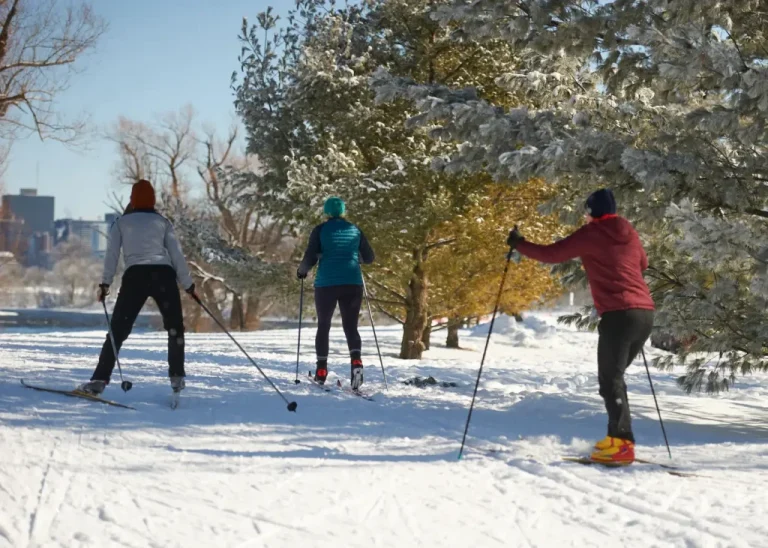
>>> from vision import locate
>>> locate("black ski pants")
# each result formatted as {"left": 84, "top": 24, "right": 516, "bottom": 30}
{"left": 597, "top": 308, "right": 654, "bottom": 443}
{"left": 92, "top": 265, "right": 186, "bottom": 382}
{"left": 315, "top": 284, "right": 363, "bottom": 362}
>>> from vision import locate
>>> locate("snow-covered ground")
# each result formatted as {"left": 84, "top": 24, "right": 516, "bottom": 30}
{"left": 1, "top": 312, "right": 767, "bottom": 547}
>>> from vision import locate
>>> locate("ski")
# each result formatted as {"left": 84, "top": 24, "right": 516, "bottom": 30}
{"left": 21, "top": 380, "right": 136, "bottom": 410}
{"left": 306, "top": 371, "right": 334, "bottom": 393}
{"left": 634, "top": 458, "right": 681, "bottom": 471}
{"left": 336, "top": 379, "right": 375, "bottom": 401}
{"left": 303, "top": 372, "right": 374, "bottom": 400}
{"left": 561, "top": 456, "right": 700, "bottom": 477}
{"left": 561, "top": 456, "right": 631, "bottom": 468}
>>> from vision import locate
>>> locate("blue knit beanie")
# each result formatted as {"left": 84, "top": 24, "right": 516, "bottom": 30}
{"left": 323, "top": 197, "right": 346, "bottom": 218}
{"left": 585, "top": 188, "right": 617, "bottom": 218}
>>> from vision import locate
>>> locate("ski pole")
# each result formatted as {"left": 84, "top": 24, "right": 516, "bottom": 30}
{"left": 458, "top": 249, "right": 514, "bottom": 460}
{"left": 360, "top": 271, "right": 388, "bottom": 390}
{"left": 641, "top": 348, "right": 671, "bottom": 458}
{"left": 102, "top": 300, "right": 132, "bottom": 392}
{"left": 294, "top": 278, "right": 304, "bottom": 384}
{"left": 192, "top": 293, "right": 298, "bottom": 412}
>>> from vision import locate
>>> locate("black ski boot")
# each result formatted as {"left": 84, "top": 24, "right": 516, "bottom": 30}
{"left": 314, "top": 361, "right": 328, "bottom": 385}
{"left": 351, "top": 358, "right": 364, "bottom": 391}
{"left": 170, "top": 376, "right": 185, "bottom": 393}
{"left": 75, "top": 380, "right": 106, "bottom": 396}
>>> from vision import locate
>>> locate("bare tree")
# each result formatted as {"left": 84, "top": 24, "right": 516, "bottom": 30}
{"left": 108, "top": 106, "right": 196, "bottom": 197}
{"left": 0, "top": 140, "right": 8, "bottom": 181}
{"left": 196, "top": 127, "right": 292, "bottom": 329}
{"left": 156, "top": 106, "right": 195, "bottom": 196}
{"left": 0, "top": 0, "right": 106, "bottom": 142}
{"left": 110, "top": 118, "right": 161, "bottom": 184}
{"left": 51, "top": 236, "right": 100, "bottom": 306}
{"left": 107, "top": 110, "right": 294, "bottom": 331}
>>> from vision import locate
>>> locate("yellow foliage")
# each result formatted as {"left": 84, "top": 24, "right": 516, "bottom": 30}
{"left": 427, "top": 179, "right": 570, "bottom": 320}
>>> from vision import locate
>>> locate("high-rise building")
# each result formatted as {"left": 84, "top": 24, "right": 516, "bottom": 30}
{"left": 2, "top": 189, "right": 55, "bottom": 233}
{"left": 0, "top": 189, "right": 55, "bottom": 266}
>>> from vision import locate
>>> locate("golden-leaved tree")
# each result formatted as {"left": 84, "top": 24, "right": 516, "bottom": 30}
{"left": 427, "top": 179, "right": 568, "bottom": 348}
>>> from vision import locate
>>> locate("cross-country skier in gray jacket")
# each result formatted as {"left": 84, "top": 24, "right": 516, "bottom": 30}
{"left": 77, "top": 179, "right": 197, "bottom": 396}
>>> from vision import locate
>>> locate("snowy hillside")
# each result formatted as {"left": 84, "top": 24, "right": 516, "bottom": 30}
{"left": 1, "top": 312, "right": 767, "bottom": 547}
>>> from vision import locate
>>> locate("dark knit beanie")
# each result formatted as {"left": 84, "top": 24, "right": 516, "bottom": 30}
{"left": 585, "top": 188, "right": 616, "bottom": 218}
{"left": 130, "top": 179, "right": 156, "bottom": 209}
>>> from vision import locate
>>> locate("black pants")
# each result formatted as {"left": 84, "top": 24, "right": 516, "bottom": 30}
{"left": 92, "top": 265, "right": 186, "bottom": 382}
{"left": 315, "top": 284, "right": 363, "bottom": 362}
{"left": 597, "top": 309, "right": 654, "bottom": 443}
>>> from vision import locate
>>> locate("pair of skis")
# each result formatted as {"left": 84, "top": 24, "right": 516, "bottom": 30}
{"left": 305, "top": 371, "right": 375, "bottom": 401}
{"left": 21, "top": 380, "right": 181, "bottom": 410}
{"left": 480, "top": 447, "right": 699, "bottom": 478}
{"left": 561, "top": 456, "right": 700, "bottom": 477}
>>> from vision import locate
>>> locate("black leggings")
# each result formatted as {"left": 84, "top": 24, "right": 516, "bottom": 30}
{"left": 92, "top": 265, "right": 185, "bottom": 382}
{"left": 315, "top": 284, "right": 363, "bottom": 362}
{"left": 597, "top": 309, "right": 654, "bottom": 442}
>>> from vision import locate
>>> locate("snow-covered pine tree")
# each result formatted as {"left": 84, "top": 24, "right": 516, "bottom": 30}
{"left": 371, "top": 0, "right": 768, "bottom": 391}
{"left": 232, "top": 4, "right": 327, "bottom": 225}
{"left": 164, "top": 196, "right": 287, "bottom": 331}
{"left": 236, "top": 0, "right": 566, "bottom": 359}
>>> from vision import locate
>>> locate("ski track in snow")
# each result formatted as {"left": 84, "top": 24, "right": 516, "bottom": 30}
{"left": 1, "top": 311, "right": 768, "bottom": 547}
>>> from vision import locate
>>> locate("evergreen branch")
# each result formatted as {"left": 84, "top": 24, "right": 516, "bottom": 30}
{"left": 374, "top": 302, "right": 405, "bottom": 325}
{"left": 423, "top": 238, "right": 456, "bottom": 252}
{"left": 367, "top": 298, "right": 406, "bottom": 307}
{"left": 364, "top": 274, "right": 407, "bottom": 302}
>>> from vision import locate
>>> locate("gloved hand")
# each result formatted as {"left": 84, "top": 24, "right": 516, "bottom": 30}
{"left": 506, "top": 225, "right": 525, "bottom": 249}
{"left": 98, "top": 284, "right": 110, "bottom": 303}
{"left": 297, "top": 268, "right": 308, "bottom": 280}
{"left": 185, "top": 283, "right": 198, "bottom": 299}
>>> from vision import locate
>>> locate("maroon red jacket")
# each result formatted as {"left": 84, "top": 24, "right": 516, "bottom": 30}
{"left": 516, "top": 215, "right": 654, "bottom": 315}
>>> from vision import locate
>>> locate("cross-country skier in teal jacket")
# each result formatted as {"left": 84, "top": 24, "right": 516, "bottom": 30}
{"left": 297, "top": 197, "right": 375, "bottom": 390}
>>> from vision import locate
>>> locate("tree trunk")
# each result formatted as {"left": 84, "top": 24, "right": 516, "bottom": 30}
{"left": 201, "top": 283, "right": 225, "bottom": 329}
{"left": 422, "top": 318, "right": 432, "bottom": 351}
{"left": 230, "top": 293, "right": 245, "bottom": 331}
{"left": 186, "top": 294, "right": 202, "bottom": 332}
{"left": 399, "top": 255, "right": 428, "bottom": 359}
{"left": 244, "top": 293, "right": 262, "bottom": 330}
{"left": 446, "top": 317, "right": 461, "bottom": 349}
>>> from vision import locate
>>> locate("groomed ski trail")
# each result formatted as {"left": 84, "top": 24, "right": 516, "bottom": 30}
{"left": 1, "top": 312, "right": 768, "bottom": 547}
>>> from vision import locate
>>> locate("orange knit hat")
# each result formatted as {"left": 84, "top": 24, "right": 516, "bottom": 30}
{"left": 130, "top": 179, "right": 156, "bottom": 209}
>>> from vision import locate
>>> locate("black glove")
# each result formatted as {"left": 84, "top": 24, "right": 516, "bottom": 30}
{"left": 185, "top": 284, "right": 198, "bottom": 299}
{"left": 297, "top": 268, "right": 308, "bottom": 280}
{"left": 98, "top": 284, "right": 109, "bottom": 303}
{"left": 506, "top": 225, "right": 525, "bottom": 249}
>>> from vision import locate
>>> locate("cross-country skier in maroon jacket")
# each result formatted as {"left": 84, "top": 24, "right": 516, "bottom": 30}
{"left": 507, "top": 188, "right": 654, "bottom": 464}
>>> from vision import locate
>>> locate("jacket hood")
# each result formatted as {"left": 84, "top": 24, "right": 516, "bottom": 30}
{"left": 590, "top": 215, "right": 635, "bottom": 244}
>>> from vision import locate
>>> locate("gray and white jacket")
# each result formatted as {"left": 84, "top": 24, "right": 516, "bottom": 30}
{"left": 102, "top": 210, "right": 194, "bottom": 289}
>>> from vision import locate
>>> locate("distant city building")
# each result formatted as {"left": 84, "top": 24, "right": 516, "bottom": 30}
{"left": 1, "top": 188, "right": 116, "bottom": 266}
{"left": 2, "top": 189, "right": 54, "bottom": 233}
{"left": 104, "top": 212, "right": 119, "bottom": 226}
{"left": 27, "top": 232, "right": 53, "bottom": 269}
{"left": 54, "top": 218, "right": 110, "bottom": 258}
{"left": 0, "top": 189, "right": 55, "bottom": 267}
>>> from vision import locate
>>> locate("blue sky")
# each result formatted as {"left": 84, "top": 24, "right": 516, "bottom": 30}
{"left": 5, "top": 0, "right": 289, "bottom": 219}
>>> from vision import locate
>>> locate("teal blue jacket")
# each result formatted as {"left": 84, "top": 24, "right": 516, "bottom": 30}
{"left": 298, "top": 218, "right": 375, "bottom": 287}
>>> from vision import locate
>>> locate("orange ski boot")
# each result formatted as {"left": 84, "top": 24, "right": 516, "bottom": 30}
{"left": 590, "top": 437, "right": 635, "bottom": 465}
